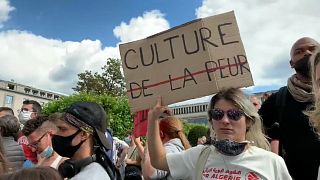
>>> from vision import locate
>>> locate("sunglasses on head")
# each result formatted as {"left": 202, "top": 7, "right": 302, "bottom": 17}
{"left": 209, "top": 108, "right": 243, "bottom": 121}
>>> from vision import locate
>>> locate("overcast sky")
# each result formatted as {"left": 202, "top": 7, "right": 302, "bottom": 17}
{"left": 0, "top": 0, "right": 319, "bottom": 103}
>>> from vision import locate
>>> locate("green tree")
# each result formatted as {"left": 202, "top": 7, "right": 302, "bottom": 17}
{"left": 42, "top": 93, "right": 133, "bottom": 139}
{"left": 73, "top": 58, "right": 125, "bottom": 96}
{"left": 187, "top": 125, "right": 209, "bottom": 146}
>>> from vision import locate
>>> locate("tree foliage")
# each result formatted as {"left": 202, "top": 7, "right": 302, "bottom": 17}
{"left": 42, "top": 93, "right": 133, "bottom": 139}
{"left": 187, "top": 125, "right": 209, "bottom": 147}
{"left": 73, "top": 58, "right": 125, "bottom": 96}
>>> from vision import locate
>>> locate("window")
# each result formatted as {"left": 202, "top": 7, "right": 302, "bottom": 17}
{"left": 54, "top": 95, "right": 59, "bottom": 100}
{"left": 32, "top": 90, "right": 39, "bottom": 95}
{"left": 24, "top": 88, "right": 31, "bottom": 94}
{"left": 47, "top": 93, "right": 53, "bottom": 98}
{"left": 4, "top": 95, "right": 13, "bottom": 107}
{"left": 202, "top": 105, "right": 206, "bottom": 112}
{"left": 40, "top": 92, "right": 46, "bottom": 97}
{"left": 7, "top": 84, "right": 15, "bottom": 90}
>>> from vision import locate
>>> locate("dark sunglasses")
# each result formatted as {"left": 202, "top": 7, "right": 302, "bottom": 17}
{"left": 209, "top": 108, "right": 243, "bottom": 121}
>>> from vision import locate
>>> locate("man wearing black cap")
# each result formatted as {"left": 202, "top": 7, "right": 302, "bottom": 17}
{"left": 50, "top": 102, "right": 114, "bottom": 179}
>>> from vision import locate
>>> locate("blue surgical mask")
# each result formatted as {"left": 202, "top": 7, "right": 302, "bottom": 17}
{"left": 124, "top": 137, "right": 131, "bottom": 145}
{"left": 40, "top": 146, "right": 54, "bottom": 158}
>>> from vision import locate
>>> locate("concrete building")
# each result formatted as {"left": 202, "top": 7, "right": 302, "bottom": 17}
{"left": 170, "top": 102, "right": 209, "bottom": 124}
{"left": 0, "top": 79, "right": 64, "bottom": 115}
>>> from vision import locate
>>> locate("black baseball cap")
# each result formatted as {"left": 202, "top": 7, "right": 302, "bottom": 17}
{"left": 65, "top": 102, "right": 112, "bottom": 150}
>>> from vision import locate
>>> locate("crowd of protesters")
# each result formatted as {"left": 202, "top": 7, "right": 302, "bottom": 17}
{"left": 0, "top": 36, "right": 319, "bottom": 180}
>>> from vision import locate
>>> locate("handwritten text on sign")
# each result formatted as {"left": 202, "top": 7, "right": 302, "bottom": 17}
{"left": 119, "top": 11, "right": 253, "bottom": 112}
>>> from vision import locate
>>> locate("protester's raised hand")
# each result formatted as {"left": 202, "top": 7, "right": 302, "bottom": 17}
{"left": 148, "top": 96, "right": 171, "bottom": 122}
{"left": 133, "top": 136, "right": 142, "bottom": 145}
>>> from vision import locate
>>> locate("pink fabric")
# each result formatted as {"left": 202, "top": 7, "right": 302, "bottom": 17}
{"left": 133, "top": 109, "right": 148, "bottom": 137}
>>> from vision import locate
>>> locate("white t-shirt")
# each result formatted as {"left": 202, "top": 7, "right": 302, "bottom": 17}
{"left": 167, "top": 145, "right": 292, "bottom": 180}
{"left": 112, "top": 137, "right": 129, "bottom": 164}
{"left": 150, "top": 138, "right": 184, "bottom": 180}
{"left": 70, "top": 162, "right": 110, "bottom": 180}
{"left": 112, "top": 137, "right": 129, "bottom": 179}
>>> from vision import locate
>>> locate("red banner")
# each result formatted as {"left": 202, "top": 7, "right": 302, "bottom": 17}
{"left": 133, "top": 109, "right": 149, "bottom": 137}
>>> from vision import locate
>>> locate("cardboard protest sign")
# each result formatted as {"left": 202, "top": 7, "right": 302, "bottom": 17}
{"left": 133, "top": 109, "right": 149, "bottom": 137}
{"left": 119, "top": 11, "right": 253, "bottom": 113}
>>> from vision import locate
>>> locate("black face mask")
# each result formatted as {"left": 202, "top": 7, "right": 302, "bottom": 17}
{"left": 294, "top": 55, "right": 311, "bottom": 78}
{"left": 212, "top": 139, "right": 249, "bottom": 156}
{"left": 52, "top": 130, "right": 85, "bottom": 158}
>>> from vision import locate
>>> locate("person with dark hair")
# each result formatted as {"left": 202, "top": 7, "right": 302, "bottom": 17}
{"left": 0, "top": 166, "right": 62, "bottom": 180}
{"left": 50, "top": 102, "right": 115, "bottom": 179}
{"left": 17, "top": 100, "right": 42, "bottom": 166}
{"left": 18, "top": 100, "right": 42, "bottom": 125}
{"left": 147, "top": 89, "right": 291, "bottom": 180}
{"left": 0, "top": 107, "right": 14, "bottom": 117}
{"left": 259, "top": 37, "right": 320, "bottom": 180}
{"left": 0, "top": 115, "right": 25, "bottom": 170}
{"left": 22, "top": 116, "right": 67, "bottom": 169}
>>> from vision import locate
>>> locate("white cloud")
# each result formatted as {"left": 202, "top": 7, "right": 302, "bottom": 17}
{"left": 113, "top": 10, "right": 170, "bottom": 43}
{"left": 0, "top": 0, "right": 14, "bottom": 28}
{"left": 0, "top": 9, "right": 170, "bottom": 95}
{"left": 195, "top": 0, "right": 320, "bottom": 88}
{"left": 0, "top": 30, "right": 119, "bottom": 94}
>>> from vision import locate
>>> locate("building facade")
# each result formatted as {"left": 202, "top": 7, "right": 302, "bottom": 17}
{"left": 170, "top": 102, "right": 209, "bottom": 124}
{"left": 0, "top": 79, "right": 64, "bottom": 115}
{"left": 170, "top": 90, "right": 275, "bottom": 124}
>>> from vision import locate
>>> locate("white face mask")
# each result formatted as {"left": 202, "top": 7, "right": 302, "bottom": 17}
{"left": 19, "top": 111, "right": 33, "bottom": 124}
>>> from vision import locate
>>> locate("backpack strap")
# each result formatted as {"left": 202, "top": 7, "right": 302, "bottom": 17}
{"left": 195, "top": 146, "right": 212, "bottom": 180}
{"left": 95, "top": 147, "right": 121, "bottom": 180}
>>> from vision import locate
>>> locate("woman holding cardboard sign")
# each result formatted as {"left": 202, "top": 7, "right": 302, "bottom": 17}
{"left": 147, "top": 88, "right": 292, "bottom": 180}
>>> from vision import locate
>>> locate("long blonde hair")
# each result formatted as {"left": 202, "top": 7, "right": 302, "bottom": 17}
{"left": 208, "top": 88, "right": 270, "bottom": 151}
{"left": 309, "top": 50, "right": 320, "bottom": 132}
{"left": 159, "top": 117, "right": 191, "bottom": 149}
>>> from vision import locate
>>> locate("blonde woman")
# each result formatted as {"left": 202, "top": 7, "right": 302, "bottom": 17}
{"left": 147, "top": 88, "right": 292, "bottom": 180}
